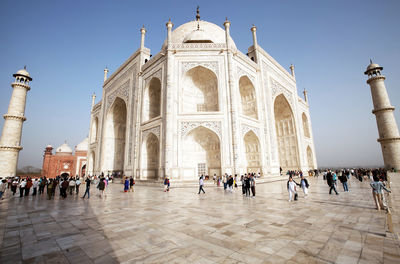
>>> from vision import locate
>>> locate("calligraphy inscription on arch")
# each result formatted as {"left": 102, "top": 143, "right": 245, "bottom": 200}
{"left": 181, "top": 61, "right": 219, "bottom": 76}
{"left": 180, "top": 121, "right": 221, "bottom": 139}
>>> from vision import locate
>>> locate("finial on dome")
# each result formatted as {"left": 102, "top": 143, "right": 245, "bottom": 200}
{"left": 370, "top": 58, "right": 373, "bottom": 64}
{"left": 196, "top": 6, "right": 200, "bottom": 21}
{"left": 24, "top": 65, "right": 26, "bottom": 70}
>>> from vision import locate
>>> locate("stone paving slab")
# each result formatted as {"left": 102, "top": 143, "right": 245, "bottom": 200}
{"left": 0, "top": 176, "right": 399, "bottom": 263}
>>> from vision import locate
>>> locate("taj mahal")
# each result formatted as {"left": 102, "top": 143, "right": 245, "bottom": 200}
{"left": 86, "top": 10, "right": 317, "bottom": 181}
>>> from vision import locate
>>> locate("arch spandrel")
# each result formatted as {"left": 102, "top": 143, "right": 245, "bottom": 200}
{"left": 181, "top": 61, "right": 219, "bottom": 77}
{"left": 180, "top": 121, "right": 222, "bottom": 140}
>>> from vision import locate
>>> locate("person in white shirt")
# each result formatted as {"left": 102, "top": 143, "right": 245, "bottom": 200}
{"left": 19, "top": 179, "right": 26, "bottom": 197}
{"left": 69, "top": 178, "right": 76, "bottom": 195}
{"left": 287, "top": 177, "right": 297, "bottom": 202}
{"left": 0, "top": 180, "right": 7, "bottom": 199}
{"left": 198, "top": 175, "right": 205, "bottom": 194}
{"left": 32, "top": 179, "right": 39, "bottom": 196}
{"left": 75, "top": 178, "right": 81, "bottom": 194}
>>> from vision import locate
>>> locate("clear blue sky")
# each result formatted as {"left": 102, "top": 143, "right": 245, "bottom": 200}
{"left": 0, "top": 0, "right": 399, "bottom": 169}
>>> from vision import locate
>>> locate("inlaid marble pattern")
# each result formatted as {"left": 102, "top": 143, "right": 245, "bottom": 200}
{"left": 0, "top": 177, "right": 399, "bottom": 263}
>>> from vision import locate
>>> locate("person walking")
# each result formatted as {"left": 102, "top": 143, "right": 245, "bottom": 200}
{"left": 241, "top": 175, "right": 245, "bottom": 195}
{"left": 19, "top": 179, "right": 26, "bottom": 197}
{"left": 82, "top": 177, "right": 91, "bottom": 198}
{"left": 98, "top": 178, "right": 105, "bottom": 198}
{"left": 164, "top": 177, "right": 169, "bottom": 192}
{"left": 245, "top": 175, "right": 251, "bottom": 197}
{"left": 228, "top": 175, "right": 234, "bottom": 192}
{"left": 326, "top": 171, "right": 339, "bottom": 195}
{"left": 198, "top": 175, "right": 205, "bottom": 194}
{"left": 0, "top": 179, "right": 7, "bottom": 199}
{"left": 370, "top": 175, "right": 391, "bottom": 210}
{"left": 47, "top": 179, "right": 54, "bottom": 200}
{"left": 339, "top": 173, "right": 349, "bottom": 192}
{"left": 32, "top": 178, "right": 39, "bottom": 196}
{"left": 300, "top": 175, "right": 309, "bottom": 197}
{"left": 129, "top": 177, "right": 135, "bottom": 192}
{"left": 25, "top": 178, "right": 32, "bottom": 196}
{"left": 250, "top": 174, "right": 256, "bottom": 197}
{"left": 75, "top": 178, "right": 81, "bottom": 194}
{"left": 11, "top": 179, "right": 18, "bottom": 196}
{"left": 69, "top": 178, "right": 76, "bottom": 195}
{"left": 223, "top": 174, "right": 227, "bottom": 190}
{"left": 124, "top": 177, "right": 129, "bottom": 192}
{"left": 61, "top": 178, "right": 69, "bottom": 198}
{"left": 287, "top": 177, "right": 297, "bottom": 202}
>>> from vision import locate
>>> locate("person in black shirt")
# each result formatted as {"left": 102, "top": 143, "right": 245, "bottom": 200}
{"left": 82, "top": 177, "right": 91, "bottom": 199}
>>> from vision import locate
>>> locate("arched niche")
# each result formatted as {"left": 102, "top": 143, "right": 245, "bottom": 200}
{"left": 141, "top": 132, "right": 159, "bottom": 180}
{"left": 182, "top": 66, "right": 219, "bottom": 113}
{"left": 102, "top": 97, "right": 127, "bottom": 173}
{"left": 90, "top": 117, "right": 98, "bottom": 143}
{"left": 274, "top": 94, "right": 300, "bottom": 171}
{"left": 239, "top": 76, "right": 258, "bottom": 119}
{"left": 307, "top": 146, "right": 314, "bottom": 169}
{"left": 302, "top": 113, "right": 310, "bottom": 138}
{"left": 143, "top": 77, "right": 161, "bottom": 122}
{"left": 243, "top": 130, "right": 261, "bottom": 174}
{"left": 88, "top": 151, "right": 95, "bottom": 175}
{"left": 182, "top": 126, "right": 221, "bottom": 180}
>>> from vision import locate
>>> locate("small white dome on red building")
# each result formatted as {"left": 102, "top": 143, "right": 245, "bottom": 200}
{"left": 55, "top": 142, "right": 73, "bottom": 155}
{"left": 75, "top": 137, "right": 88, "bottom": 152}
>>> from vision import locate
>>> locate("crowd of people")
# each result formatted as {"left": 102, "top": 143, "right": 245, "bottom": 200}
{"left": 0, "top": 173, "right": 114, "bottom": 200}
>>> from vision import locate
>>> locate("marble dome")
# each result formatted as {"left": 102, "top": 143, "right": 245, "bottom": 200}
{"left": 162, "top": 20, "right": 237, "bottom": 49}
{"left": 55, "top": 142, "right": 73, "bottom": 155}
{"left": 75, "top": 137, "right": 88, "bottom": 151}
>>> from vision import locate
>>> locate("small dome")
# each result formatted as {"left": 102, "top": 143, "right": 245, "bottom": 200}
{"left": 55, "top": 142, "right": 73, "bottom": 155}
{"left": 75, "top": 137, "right": 88, "bottom": 151}
{"left": 46, "top": 145, "right": 53, "bottom": 148}
{"left": 364, "top": 61, "right": 383, "bottom": 75}
{"left": 13, "top": 67, "right": 32, "bottom": 81}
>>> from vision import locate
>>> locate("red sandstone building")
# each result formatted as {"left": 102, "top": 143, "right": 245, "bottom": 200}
{"left": 41, "top": 138, "right": 88, "bottom": 178}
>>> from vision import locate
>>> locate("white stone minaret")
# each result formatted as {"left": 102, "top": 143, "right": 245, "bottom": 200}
{"left": 0, "top": 67, "right": 32, "bottom": 177}
{"left": 364, "top": 61, "right": 400, "bottom": 170}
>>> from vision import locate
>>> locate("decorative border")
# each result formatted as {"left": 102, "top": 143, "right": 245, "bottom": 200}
{"left": 3, "top": 114, "right": 26, "bottom": 121}
{"left": 170, "top": 43, "right": 226, "bottom": 50}
{"left": 241, "top": 124, "right": 260, "bottom": 139}
{"left": 270, "top": 78, "right": 294, "bottom": 108}
{"left": 180, "top": 121, "right": 221, "bottom": 139}
{"left": 237, "top": 67, "right": 255, "bottom": 84}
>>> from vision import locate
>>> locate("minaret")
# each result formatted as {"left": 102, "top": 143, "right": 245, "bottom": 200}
{"left": 364, "top": 61, "right": 400, "bottom": 170}
{"left": 290, "top": 64, "right": 295, "bottom": 78}
{"left": 103, "top": 67, "right": 108, "bottom": 83}
{"left": 0, "top": 67, "right": 32, "bottom": 177}
{"left": 140, "top": 25, "right": 146, "bottom": 49}
{"left": 303, "top": 89, "right": 308, "bottom": 103}
{"left": 91, "top": 93, "right": 96, "bottom": 109}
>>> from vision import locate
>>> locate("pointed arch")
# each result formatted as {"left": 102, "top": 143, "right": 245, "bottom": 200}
{"left": 243, "top": 130, "right": 261, "bottom": 174}
{"left": 141, "top": 132, "right": 160, "bottom": 180}
{"left": 239, "top": 76, "right": 258, "bottom": 119}
{"left": 142, "top": 77, "right": 161, "bottom": 122}
{"left": 274, "top": 94, "right": 300, "bottom": 171}
{"left": 302, "top": 113, "right": 310, "bottom": 138}
{"left": 102, "top": 97, "right": 127, "bottom": 173}
{"left": 182, "top": 126, "right": 221, "bottom": 180}
{"left": 182, "top": 66, "right": 219, "bottom": 113}
{"left": 88, "top": 151, "right": 95, "bottom": 175}
{"left": 307, "top": 146, "right": 314, "bottom": 169}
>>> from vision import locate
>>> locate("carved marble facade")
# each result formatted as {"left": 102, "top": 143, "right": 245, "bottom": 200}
{"left": 87, "top": 17, "right": 317, "bottom": 181}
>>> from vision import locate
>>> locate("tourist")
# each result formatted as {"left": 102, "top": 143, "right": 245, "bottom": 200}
{"left": 0, "top": 179, "right": 7, "bottom": 199}
{"left": 241, "top": 175, "right": 245, "bottom": 195}
{"left": 198, "top": 175, "right": 205, "bottom": 194}
{"left": 82, "top": 177, "right": 91, "bottom": 198}
{"left": 339, "top": 172, "right": 349, "bottom": 192}
{"left": 164, "top": 177, "right": 169, "bottom": 192}
{"left": 32, "top": 178, "right": 39, "bottom": 196}
{"left": 326, "top": 170, "right": 339, "bottom": 195}
{"left": 39, "top": 177, "right": 46, "bottom": 194}
{"left": 213, "top": 174, "right": 216, "bottom": 184}
{"left": 129, "top": 177, "right": 135, "bottom": 192}
{"left": 25, "top": 178, "right": 32, "bottom": 196}
{"left": 47, "top": 179, "right": 54, "bottom": 200}
{"left": 370, "top": 175, "right": 391, "bottom": 210}
{"left": 61, "top": 178, "right": 69, "bottom": 198}
{"left": 228, "top": 175, "right": 233, "bottom": 192}
{"left": 250, "top": 174, "right": 256, "bottom": 197}
{"left": 11, "top": 178, "right": 18, "bottom": 196}
{"left": 75, "top": 178, "right": 81, "bottom": 194}
{"left": 244, "top": 175, "right": 250, "bottom": 196}
{"left": 98, "top": 178, "right": 105, "bottom": 198}
{"left": 223, "top": 174, "right": 227, "bottom": 190}
{"left": 69, "top": 178, "right": 76, "bottom": 195}
{"left": 7, "top": 178, "right": 12, "bottom": 189}
{"left": 300, "top": 175, "right": 309, "bottom": 197}
{"left": 287, "top": 177, "right": 297, "bottom": 202}
{"left": 234, "top": 174, "right": 238, "bottom": 189}
{"left": 19, "top": 179, "right": 26, "bottom": 197}
{"left": 124, "top": 177, "right": 129, "bottom": 192}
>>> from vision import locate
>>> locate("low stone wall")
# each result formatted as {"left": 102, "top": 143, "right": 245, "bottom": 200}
{"left": 387, "top": 172, "right": 400, "bottom": 241}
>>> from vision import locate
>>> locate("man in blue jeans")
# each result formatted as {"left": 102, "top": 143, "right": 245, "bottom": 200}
{"left": 82, "top": 177, "right": 91, "bottom": 198}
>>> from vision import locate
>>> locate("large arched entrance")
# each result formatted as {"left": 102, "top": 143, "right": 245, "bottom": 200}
{"left": 302, "top": 113, "right": 310, "bottom": 138}
{"left": 243, "top": 131, "right": 261, "bottom": 174}
{"left": 102, "top": 97, "right": 127, "bottom": 173}
{"left": 307, "top": 146, "right": 314, "bottom": 169}
{"left": 239, "top": 76, "right": 258, "bottom": 119}
{"left": 274, "top": 94, "right": 300, "bottom": 171}
{"left": 141, "top": 133, "right": 159, "bottom": 180}
{"left": 182, "top": 126, "right": 221, "bottom": 180}
{"left": 142, "top": 78, "right": 161, "bottom": 122}
{"left": 91, "top": 117, "right": 98, "bottom": 143}
{"left": 182, "top": 66, "right": 218, "bottom": 113}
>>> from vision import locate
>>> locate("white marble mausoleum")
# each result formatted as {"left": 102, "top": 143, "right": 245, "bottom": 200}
{"left": 87, "top": 12, "right": 317, "bottom": 181}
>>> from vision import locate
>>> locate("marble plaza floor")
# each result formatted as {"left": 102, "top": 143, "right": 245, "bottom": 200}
{"left": 0, "top": 176, "right": 399, "bottom": 264}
